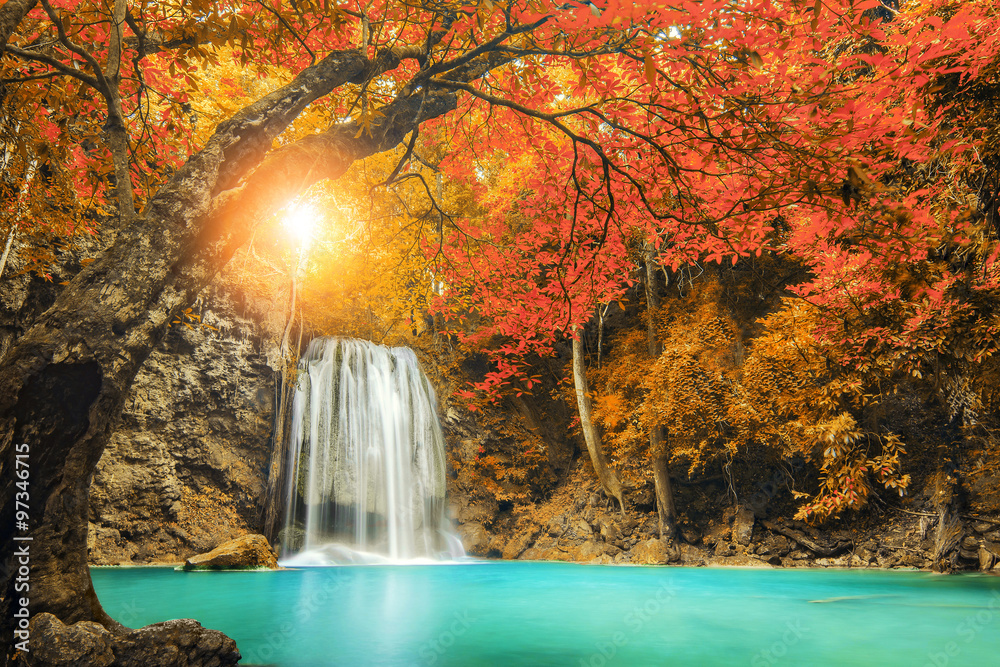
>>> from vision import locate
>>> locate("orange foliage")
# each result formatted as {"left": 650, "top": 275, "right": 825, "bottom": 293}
{"left": 592, "top": 279, "right": 912, "bottom": 524}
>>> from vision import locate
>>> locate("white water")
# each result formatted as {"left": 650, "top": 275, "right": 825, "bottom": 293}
{"left": 280, "top": 338, "right": 465, "bottom": 565}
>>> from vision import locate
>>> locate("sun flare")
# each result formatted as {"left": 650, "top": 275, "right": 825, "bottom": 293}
{"left": 282, "top": 203, "right": 316, "bottom": 247}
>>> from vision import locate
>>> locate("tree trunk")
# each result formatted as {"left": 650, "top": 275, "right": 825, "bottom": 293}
{"left": 644, "top": 242, "right": 678, "bottom": 542}
{"left": 571, "top": 329, "right": 625, "bottom": 515}
{"left": 0, "top": 45, "right": 461, "bottom": 661}
{"left": 650, "top": 436, "right": 678, "bottom": 541}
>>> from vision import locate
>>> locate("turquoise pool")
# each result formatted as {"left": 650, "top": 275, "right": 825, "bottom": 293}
{"left": 91, "top": 562, "right": 1000, "bottom": 666}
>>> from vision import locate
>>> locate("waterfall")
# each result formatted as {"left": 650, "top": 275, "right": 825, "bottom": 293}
{"left": 279, "top": 338, "right": 465, "bottom": 565}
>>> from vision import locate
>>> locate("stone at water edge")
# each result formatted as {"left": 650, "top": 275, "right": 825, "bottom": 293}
{"left": 19, "top": 613, "right": 240, "bottom": 667}
{"left": 183, "top": 534, "right": 278, "bottom": 570}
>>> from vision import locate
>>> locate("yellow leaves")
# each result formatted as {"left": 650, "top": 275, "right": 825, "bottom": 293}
{"left": 169, "top": 306, "right": 214, "bottom": 332}
{"left": 353, "top": 109, "right": 387, "bottom": 138}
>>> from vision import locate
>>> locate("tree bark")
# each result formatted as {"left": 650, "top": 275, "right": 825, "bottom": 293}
{"left": 644, "top": 242, "right": 678, "bottom": 542}
{"left": 0, "top": 43, "right": 461, "bottom": 661}
{"left": 0, "top": 0, "right": 37, "bottom": 51}
{"left": 103, "top": 0, "right": 136, "bottom": 229}
{"left": 572, "top": 328, "right": 625, "bottom": 514}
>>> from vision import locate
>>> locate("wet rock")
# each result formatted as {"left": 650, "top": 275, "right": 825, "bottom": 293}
{"left": 22, "top": 613, "right": 240, "bottom": 667}
{"left": 183, "top": 534, "right": 277, "bottom": 570}
{"left": 276, "top": 525, "right": 305, "bottom": 553}
{"left": 962, "top": 535, "right": 980, "bottom": 550}
{"left": 972, "top": 522, "right": 995, "bottom": 534}
{"left": 458, "top": 522, "right": 491, "bottom": 556}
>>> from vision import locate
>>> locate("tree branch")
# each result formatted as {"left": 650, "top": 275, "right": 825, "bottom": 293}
{"left": 0, "top": 0, "right": 37, "bottom": 51}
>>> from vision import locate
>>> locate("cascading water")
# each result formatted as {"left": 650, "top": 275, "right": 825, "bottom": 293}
{"left": 279, "top": 338, "right": 465, "bottom": 565}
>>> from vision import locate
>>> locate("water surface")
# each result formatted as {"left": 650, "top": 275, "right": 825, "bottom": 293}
{"left": 91, "top": 562, "right": 1000, "bottom": 666}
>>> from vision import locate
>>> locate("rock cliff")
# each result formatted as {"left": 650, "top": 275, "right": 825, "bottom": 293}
{"left": 87, "top": 276, "right": 283, "bottom": 564}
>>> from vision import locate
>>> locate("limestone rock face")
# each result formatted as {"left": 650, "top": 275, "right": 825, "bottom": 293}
{"left": 1, "top": 235, "right": 282, "bottom": 567}
{"left": 87, "top": 277, "right": 282, "bottom": 565}
{"left": 183, "top": 534, "right": 278, "bottom": 570}
{"left": 20, "top": 613, "right": 240, "bottom": 667}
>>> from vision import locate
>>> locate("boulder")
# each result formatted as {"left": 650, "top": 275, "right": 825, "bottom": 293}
{"left": 701, "top": 520, "right": 730, "bottom": 547}
{"left": 183, "top": 534, "right": 277, "bottom": 570}
{"left": 979, "top": 542, "right": 1000, "bottom": 571}
{"left": 630, "top": 538, "right": 672, "bottom": 564}
{"left": 714, "top": 541, "right": 737, "bottom": 557}
{"left": 678, "top": 543, "right": 708, "bottom": 566}
{"left": 458, "top": 521, "right": 491, "bottom": 556}
{"left": 501, "top": 524, "right": 541, "bottom": 560}
{"left": 574, "top": 540, "right": 610, "bottom": 562}
{"left": 22, "top": 613, "right": 240, "bottom": 667}
{"left": 733, "top": 506, "right": 755, "bottom": 546}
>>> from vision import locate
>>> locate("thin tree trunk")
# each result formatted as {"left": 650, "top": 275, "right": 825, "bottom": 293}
{"left": 572, "top": 328, "right": 625, "bottom": 515}
{"left": 644, "top": 242, "right": 678, "bottom": 541}
{"left": 104, "top": 0, "right": 135, "bottom": 228}
{"left": 0, "top": 158, "right": 37, "bottom": 281}
{"left": 0, "top": 227, "right": 14, "bottom": 281}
